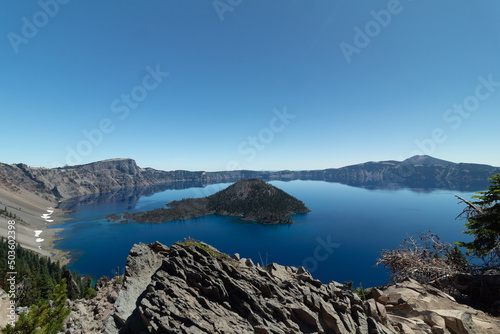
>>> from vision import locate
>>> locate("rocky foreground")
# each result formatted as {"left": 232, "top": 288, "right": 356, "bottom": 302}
{"left": 60, "top": 241, "right": 500, "bottom": 334}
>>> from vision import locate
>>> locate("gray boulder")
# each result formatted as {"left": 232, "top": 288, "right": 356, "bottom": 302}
{"left": 368, "top": 278, "right": 500, "bottom": 334}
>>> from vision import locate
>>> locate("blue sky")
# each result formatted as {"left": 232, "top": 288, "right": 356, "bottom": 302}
{"left": 1, "top": 0, "right": 500, "bottom": 171}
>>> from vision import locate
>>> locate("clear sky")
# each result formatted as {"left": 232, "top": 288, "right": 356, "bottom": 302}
{"left": 1, "top": 1, "right": 500, "bottom": 171}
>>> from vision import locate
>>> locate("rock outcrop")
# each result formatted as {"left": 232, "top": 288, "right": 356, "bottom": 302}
{"left": 106, "top": 241, "right": 168, "bottom": 333}
{"left": 59, "top": 241, "right": 500, "bottom": 334}
{"left": 365, "top": 279, "right": 500, "bottom": 334}
{"left": 61, "top": 276, "right": 123, "bottom": 333}
{"left": 105, "top": 241, "right": 392, "bottom": 333}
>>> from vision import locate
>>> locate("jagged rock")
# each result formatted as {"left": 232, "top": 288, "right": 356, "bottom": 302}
{"left": 370, "top": 278, "right": 500, "bottom": 334}
{"left": 432, "top": 310, "right": 479, "bottom": 334}
{"left": 95, "top": 276, "right": 110, "bottom": 291}
{"left": 59, "top": 242, "right": 500, "bottom": 334}
{"left": 245, "top": 257, "right": 254, "bottom": 267}
{"left": 104, "top": 241, "right": 395, "bottom": 334}
{"left": 60, "top": 276, "right": 123, "bottom": 334}
{"left": 105, "top": 242, "right": 166, "bottom": 333}
{"left": 107, "top": 291, "right": 118, "bottom": 304}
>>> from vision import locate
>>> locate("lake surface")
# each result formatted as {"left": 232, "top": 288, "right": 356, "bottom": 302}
{"left": 51, "top": 181, "right": 475, "bottom": 287}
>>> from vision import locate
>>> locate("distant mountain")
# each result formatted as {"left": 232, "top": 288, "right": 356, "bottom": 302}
{"left": 325, "top": 155, "right": 500, "bottom": 190}
{"left": 402, "top": 155, "right": 454, "bottom": 166}
{"left": 0, "top": 155, "right": 499, "bottom": 204}
{"left": 111, "top": 178, "right": 310, "bottom": 224}
{"left": 308, "top": 155, "right": 500, "bottom": 190}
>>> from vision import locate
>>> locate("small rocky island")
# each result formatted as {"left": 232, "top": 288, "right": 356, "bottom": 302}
{"left": 106, "top": 178, "right": 310, "bottom": 224}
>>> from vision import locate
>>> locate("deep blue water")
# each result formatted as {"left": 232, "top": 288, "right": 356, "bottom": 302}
{"left": 50, "top": 181, "right": 474, "bottom": 287}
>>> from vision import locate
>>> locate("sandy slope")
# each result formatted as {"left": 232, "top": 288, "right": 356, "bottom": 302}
{"left": 0, "top": 187, "right": 70, "bottom": 264}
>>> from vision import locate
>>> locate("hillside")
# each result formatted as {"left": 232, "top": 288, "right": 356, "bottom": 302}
{"left": 112, "top": 178, "right": 310, "bottom": 224}
{"left": 0, "top": 159, "right": 209, "bottom": 202}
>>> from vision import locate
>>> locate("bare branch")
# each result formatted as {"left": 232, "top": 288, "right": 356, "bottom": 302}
{"left": 455, "top": 194, "right": 484, "bottom": 220}
{"left": 376, "top": 232, "right": 469, "bottom": 285}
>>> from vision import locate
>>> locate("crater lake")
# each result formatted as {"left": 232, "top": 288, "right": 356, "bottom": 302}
{"left": 50, "top": 180, "right": 475, "bottom": 287}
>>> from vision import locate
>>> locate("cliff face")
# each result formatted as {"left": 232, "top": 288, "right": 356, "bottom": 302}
{"left": 0, "top": 159, "right": 206, "bottom": 202}
{"left": 1, "top": 156, "right": 499, "bottom": 204}
{"left": 60, "top": 242, "right": 500, "bottom": 334}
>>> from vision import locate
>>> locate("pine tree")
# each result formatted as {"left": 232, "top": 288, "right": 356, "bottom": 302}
{"left": 83, "top": 276, "right": 97, "bottom": 299}
{"left": 457, "top": 173, "right": 500, "bottom": 256}
{"left": 42, "top": 278, "right": 71, "bottom": 333}
{"left": 2, "top": 279, "right": 71, "bottom": 334}
{"left": 38, "top": 264, "right": 54, "bottom": 300}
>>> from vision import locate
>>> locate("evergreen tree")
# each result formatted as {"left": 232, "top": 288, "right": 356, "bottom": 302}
{"left": 457, "top": 173, "right": 500, "bottom": 256}
{"left": 0, "top": 238, "right": 96, "bottom": 306}
{"left": 2, "top": 279, "right": 71, "bottom": 334}
{"left": 83, "top": 277, "right": 97, "bottom": 299}
{"left": 38, "top": 264, "right": 54, "bottom": 300}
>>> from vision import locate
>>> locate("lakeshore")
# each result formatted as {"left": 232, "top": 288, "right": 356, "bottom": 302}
{"left": 0, "top": 187, "right": 71, "bottom": 265}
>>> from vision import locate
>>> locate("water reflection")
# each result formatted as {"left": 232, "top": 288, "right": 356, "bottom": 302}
{"left": 58, "top": 176, "right": 489, "bottom": 211}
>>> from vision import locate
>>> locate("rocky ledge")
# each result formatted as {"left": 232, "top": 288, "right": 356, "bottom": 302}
{"left": 105, "top": 241, "right": 389, "bottom": 334}
{"left": 59, "top": 241, "right": 500, "bottom": 334}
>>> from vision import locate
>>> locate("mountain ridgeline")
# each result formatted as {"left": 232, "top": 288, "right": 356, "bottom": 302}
{"left": 0, "top": 155, "right": 499, "bottom": 204}
{"left": 110, "top": 179, "right": 311, "bottom": 224}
